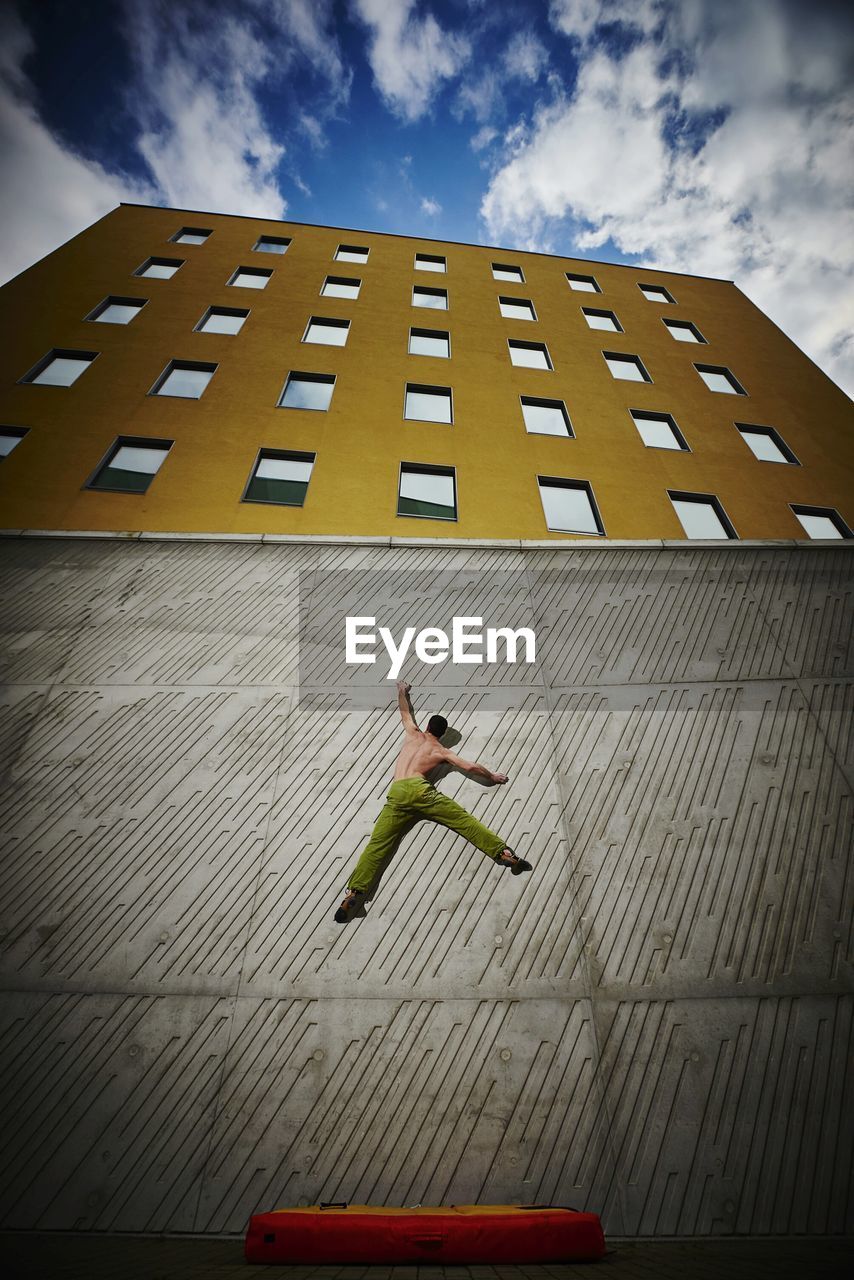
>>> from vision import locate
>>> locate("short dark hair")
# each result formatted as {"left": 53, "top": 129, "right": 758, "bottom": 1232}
{"left": 427, "top": 714, "right": 448, "bottom": 739}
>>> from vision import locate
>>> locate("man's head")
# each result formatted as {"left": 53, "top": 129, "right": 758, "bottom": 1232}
{"left": 426, "top": 714, "right": 448, "bottom": 740}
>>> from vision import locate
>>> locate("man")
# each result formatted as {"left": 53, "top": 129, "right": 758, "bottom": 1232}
{"left": 334, "top": 681, "right": 531, "bottom": 922}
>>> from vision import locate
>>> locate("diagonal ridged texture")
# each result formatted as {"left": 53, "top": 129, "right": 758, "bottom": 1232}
{"left": 0, "top": 538, "right": 851, "bottom": 1237}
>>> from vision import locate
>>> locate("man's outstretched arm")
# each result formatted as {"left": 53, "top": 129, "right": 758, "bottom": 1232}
{"left": 396, "top": 680, "right": 418, "bottom": 732}
{"left": 443, "top": 749, "right": 508, "bottom": 785}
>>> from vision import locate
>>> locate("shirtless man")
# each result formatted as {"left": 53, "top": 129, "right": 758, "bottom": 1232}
{"left": 334, "top": 681, "right": 531, "bottom": 922}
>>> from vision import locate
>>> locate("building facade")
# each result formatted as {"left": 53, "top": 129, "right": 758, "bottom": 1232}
{"left": 0, "top": 208, "right": 852, "bottom": 1242}
{"left": 0, "top": 202, "right": 851, "bottom": 540}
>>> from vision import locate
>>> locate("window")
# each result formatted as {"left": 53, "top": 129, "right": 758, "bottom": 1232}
{"left": 244, "top": 450, "right": 315, "bottom": 506}
{"left": 604, "top": 352, "right": 651, "bottom": 382}
{"left": 321, "top": 275, "right": 361, "bottom": 299}
{"left": 409, "top": 327, "right": 450, "bottom": 358}
{"left": 499, "top": 296, "right": 537, "bottom": 321}
{"left": 150, "top": 360, "right": 216, "bottom": 399}
{"left": 171, "top": 227, "right": 211, "bottom": 245}
{"left": 0, "top": 427, "right": 27, "bottom": 457}
{"left": 254, "top": 235, "right": 291, "bottom": 254}
{"left": 566, "top": 272, "right": 600, "bottom": 293}
{"left": 791, "top": 505, "right": 852, "bottom": 539}
{"left": 278, "top": 372, "right": 335, "bottom": 411}
{"left": 86, "top": 296, "right": 147, "bottom": 325}
{"left": 538, "top": 477, "right": 604, "bottom": 535}
{"left": 582, "top": 307, "right": 622, "bottom": 332}
{"left": 695, "top": 364, "right": 746, "bottom": 395}
{"left": 669, "top": 492, "right": 736, "bottom": 539}
{"left": 335, "top": 244, "right": 369, "bottom": 263}
{"left": 412, "top": 285, "right": 448, "bottom": 310}
{"left": 398, "top": 463, "right": 456, "bottom": 520}
{"left": 404, "top": 383, "right": 452, "bottom": 423}
{"left": 21, "top": 349, "right": 97, "bottom": 387}
{"left": 303, "top": 316, "right": 350, "bottom": 346}
{"left": 664, "top": 318, "right": 706, "bottom": 343}
{"left": 415, "top": 252, "right": 446, "bottom": 272}
{"left": 227, "top": 266, "right": 272, "bottom": 289}
{"left": 521, "top": 397, "right": 573, "bottom": 437}
{"left": 195, "top": 306, "right": 249, "bottom": 335}
{"left": 492, "top": 262, "right": 525, "bottom": 283}
{"left": 134, "top": 257, "right": 183, "bottom": 280}
{"left": 508, "top": 340, "right": 552, "bottom": 369}
{"left": 630, "top": 410, "right": 688, "bottom": 451}
{"left": 87, "top": 438, "right": 172, "bottom": 493}
{"left": 736, "top": 424, "right": 798, "bottom": 464}
{"left": 640, "top": 283, "right": 676, "bottom": 303}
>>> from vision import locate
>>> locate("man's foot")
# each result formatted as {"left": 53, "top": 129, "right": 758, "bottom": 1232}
{"left": 334, "top": 888, "right": 362, "bottom": 923}
{"left": 497, "top": 850, "right": 532, "bottom": 875}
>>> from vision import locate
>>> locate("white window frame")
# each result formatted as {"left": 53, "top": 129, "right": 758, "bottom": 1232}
{"left": 20, "top": 349, "right": 99, "bottom": 387}
{"left": 508, "top": 339, "right": 553, "bottom": 369}
{"left": 170, "top": 227, "right": 211, "bottom": 245}
{"left": 736, "top": 423, "right": 798, "bottom": 465}
{"left": 415, "top": 252, "right": 446, "bottom": 273}
{"left": 134, "top": 257, "right": 184, "bottom": 279}
{"left": 639, "top": 283, "right": 676, "bottom": 303}
{"left": 582, "top": 307, "right": 623, "bottom": 333}
{"left": 695, "top": 364, "right": 747, "bottom": 395}
{"left": 85, "top": 436, "right": 173, "bottom": 493}
{"left": 565, "top": 272, "right": 601, "bottom": 293}
{"left": 499, "top": 296, "right": 537, "bottom": 321}
{"left": 668, "top": 491, "right": 737, "bottom": 539}
{"left": 412, "top": 285, "right": 449, "bottom": 310}
{"left": 492, "top": 262, "right": 525, "bottom": 283}
{"left": 790, "top": 505, "right": 852, "bottom": 539}
{"left": 253, "top": 235, "right": 291, "bottom": 254}
{"left": 227, "top": 266, "right": 273, "bottom": 289}
{"left": 663, "top": 318, "right": 706, "bottom": 343}
{"left": 397, "top": 462, "right": 457, "bottom": 522}
{"left": 630, "top": 409, "right": 689, "bottom": 451}
{"left": 278, "top": 371, "right": 337, "bottom": 412}
{"left": 520, "top": 397, "right": 573, "bottom": 438}
{"left": 537, "top": 476, "right": 605, "bottom": 535}
{"left": 604, "top": 351, "right": 652, "bottom": 383}
{"left": 321, "top": 275, "right": 362, "bottom": 299}
{"left": 403, "top": 383, "right": 453, "bottom": 424}
{"left": 149, "top": 360, "right": 217, "bottom": 399}
{"left": 302, "top": 316, "right": 351, "bottom": 346}
{"left": 85, "top": 296, "right": 148, "bottom": 325}
{"left": 408, "top": 327, "right": 451, "bottom": 358}
{"left": 194, "top": 306, "right": 250, "bottom": 335}
{"left": 335, "top": 243, "right": 370, "bottom": 263}
{"left": 242, "top": 448, "right": 316, "bottom": 507}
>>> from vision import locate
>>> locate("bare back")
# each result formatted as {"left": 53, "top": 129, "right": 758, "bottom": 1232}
{"left": 393, "top": 729, "right": 449, "bottom": 781}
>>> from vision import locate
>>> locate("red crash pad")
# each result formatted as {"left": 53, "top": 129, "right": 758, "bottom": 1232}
{"left": 245, "top": 1203, "right": 606, "bottom": 1264}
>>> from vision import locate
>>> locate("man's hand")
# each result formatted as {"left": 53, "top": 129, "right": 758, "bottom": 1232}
{"left": 397, "top": 680, "right": 411, "bottom": 693}
{"left": 491, "top": 773, "right": 509, "bottom": 785}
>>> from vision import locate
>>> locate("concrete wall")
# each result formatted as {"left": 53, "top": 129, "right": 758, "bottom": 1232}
{"left": 0, "top": 536, "right": 852, "bottom": 1237}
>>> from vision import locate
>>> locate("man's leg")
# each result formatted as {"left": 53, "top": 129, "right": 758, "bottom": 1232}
{"left": 343, "top": 801, "right": 416, "bottom": 893}
{"left": 415, "top": 787, "right": 510, "bottom": 860}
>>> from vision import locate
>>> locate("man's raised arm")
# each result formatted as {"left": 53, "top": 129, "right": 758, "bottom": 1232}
{"left": 396, "top": 680, "right": 418, "bottom": 732}
{"left": 443, "top": 749, "right": 509, "bottom": 786}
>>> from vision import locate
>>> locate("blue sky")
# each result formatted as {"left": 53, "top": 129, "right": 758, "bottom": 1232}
{"left": 1, "top": 0, "right": 852, "bottom": 393}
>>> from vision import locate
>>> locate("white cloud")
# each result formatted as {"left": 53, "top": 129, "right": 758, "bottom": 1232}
{"left": 470, "top": 124, "right": 498, "bottom": 151}
{"left": 502, "top": 31, "right": 549, "bottom": 81}
{"left": 483, "top": 0, "right": 854, "bottom": 394}
{"left": 0, "top": 6, "right": 156, "bottom": 285}
{"left": 351, "top": 0, "right": 470, "bottom": 122}
{"left": 420, "top": 195, "right": 442, "bottom": 216}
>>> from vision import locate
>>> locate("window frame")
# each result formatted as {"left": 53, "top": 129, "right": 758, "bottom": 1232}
{"left": 0, "top": 425, "right": 29, "bottom": 458}
{"left": 403, "top": 382, "right": 454, "bottom": 424}
{"left": 668, "top": 490, "right": 738, "bottom": 539}
{"left": 537, "top": 475, "right": 605, "bottom": 536}
{"left": 397, "top": 461, "right": 458, "bottom": 523}
{"left": 492, "top": 262, "right": 525, "bottom": 283}
{"left": 520, "top": 396, "right": 574, "bottom": 438}
{"left": 412, "top": 284, "right": 449, "bottom": 310}
{"left": 170, "top": 226, "right": 212, "bottom": 245}
{"left": 790, "top": 504, "right": 852, "bottom": 539}
{"left": 19, "top": 348, "right": 99, "bottom": 387}
{"left": 134, "top": 256, "right": 184, "bottom": 280}
{"left": 736, "top": 422, "right": 799, "bottom": 465}
{"left": 241, "top": 447, "right": 317, "bottom": 507}
{"left": 148, "top": 359, "right": 218, "bottom": 399}
{"left": 663, "top": 318, "right": 707, "bottom": 344}
{"left": 85, "top": 296, "right": 148, "bottom": 325}
{"left": 695, "top": 363, "right": 747, "bottom": 395}
{"left": 639, "top": 283, "right": 676, "bottom": 304}
{"left": 84, "top": 435, "right": 174, "bottom": 494}
{"left": 414, "top": 252, "right": 447, "bottom": 273}
{"left": 302, "top": 315, "right": 351, "bottom": 346}
{"left": 320, "top": 275, "right": 362, "bottom": 299}
{"left": 565, "top": 272, "right": 601, "bottom": 293}
{"left": 227, "top": 265, "right": 273, "bottom": 289}
{"left": 335, "top": 243, "right": 370, "bottom": 263}
{"left": 194, "top": 306, "right": 250, "bottom": 335}
{"left": 277, "top": 371, "right": 337, "bottom": 412}
{"left": 408, "top": 327, "right": 451, "bottom": 359}
{"left": 508, "top": 339, "right": 553, "bottom": 370}
{"left": 630, "top": 409, "right": 690, "bottom": 452}
{"left": 253, "top": 235, "right": 291, "bottom": 254}
{"left": 603, "top": 351, "right": 653, "bottom": 383}
{"left": 582, "top": 307, "right": 623, "bottom": 333}
{"left": 498, "top": 295, "right": 538, "bottom": 321}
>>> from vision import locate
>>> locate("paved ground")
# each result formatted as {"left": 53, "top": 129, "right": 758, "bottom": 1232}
{"left": 2, "top": 1234, "right": 852, "bottom": 1279}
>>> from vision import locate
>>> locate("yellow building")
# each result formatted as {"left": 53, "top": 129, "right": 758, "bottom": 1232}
{"left": 1, "top": 201, "right": 851, "bottom": 540}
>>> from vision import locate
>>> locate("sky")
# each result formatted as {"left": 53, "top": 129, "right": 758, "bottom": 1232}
{"left": 1, "top": 0, "right": 852, "bottom": 395}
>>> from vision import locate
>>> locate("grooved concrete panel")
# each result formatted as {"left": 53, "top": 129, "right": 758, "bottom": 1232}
{"left": 0, "top": 539, "right": 852, "bottom": 1237}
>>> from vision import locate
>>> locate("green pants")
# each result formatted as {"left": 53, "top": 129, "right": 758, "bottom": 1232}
{"left": 347, "top": 776, "right": 507, "bottom": 892}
